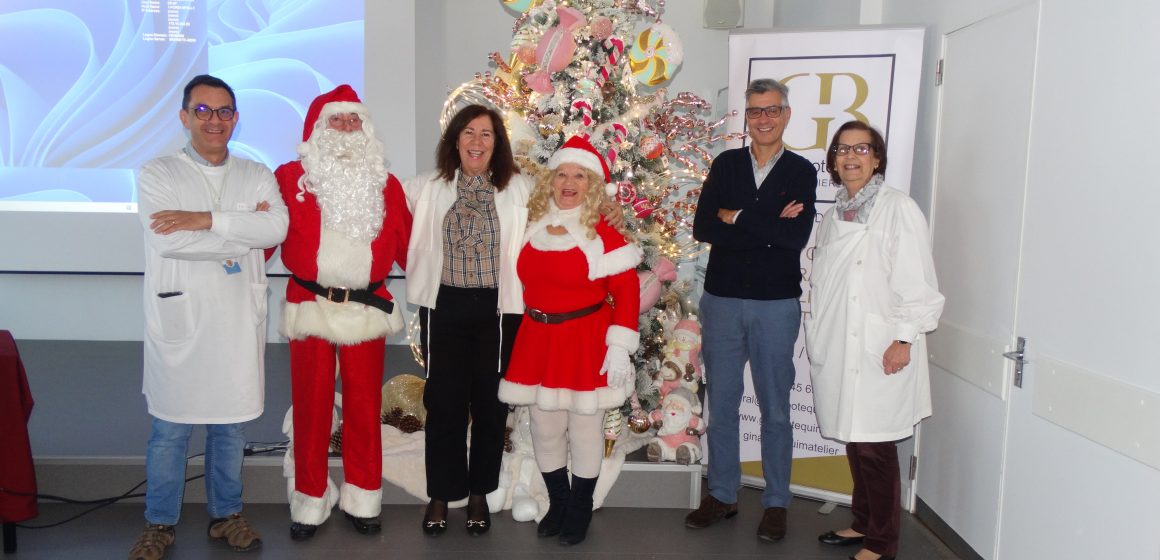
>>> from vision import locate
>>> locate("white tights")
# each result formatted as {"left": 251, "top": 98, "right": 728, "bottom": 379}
{"left": 528, "top": 405, "right": 605, "bottom": 478}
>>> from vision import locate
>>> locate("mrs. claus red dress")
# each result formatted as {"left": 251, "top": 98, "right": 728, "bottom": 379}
{"left": 499, "top": 206, "right": 642, "bottom": 415}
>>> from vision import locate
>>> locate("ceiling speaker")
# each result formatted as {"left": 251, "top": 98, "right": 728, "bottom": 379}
{"left": 703, "top": 0, "right": 743, "bottom": 29}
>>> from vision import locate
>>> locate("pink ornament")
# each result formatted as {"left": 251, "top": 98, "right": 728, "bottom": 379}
{"left": 638, "top": 257, "right": 677, "bottom": 310}
{"left": 590, "top": 16, "right": 613, "bottom": 41}
{"left": 525, "top": 7, "right": 587, "bottom": 94}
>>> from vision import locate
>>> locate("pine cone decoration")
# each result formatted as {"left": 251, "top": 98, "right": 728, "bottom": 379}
{"left": 503, "top": 426, "right": 514, "bottom": 453}
{"left": 382, "top": 407, "right": 405, "bottom": 427}
{"left": 398, "top": 414, "right": 423, "bottom": 434}
{"left": 329, "top": 427, "right": 343, "bottom": 454}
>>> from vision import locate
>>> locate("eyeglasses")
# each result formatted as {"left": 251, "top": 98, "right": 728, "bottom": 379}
{"left": 832, "top": 143, "right": 874, "bottom": 156}
{"left": 744, "top": 105, "right": 786, "bottom": 119}
{"left": 327, "top": 114, "right": 363, "bottom": 127}
{"left": 188, "top": 104, "right": 235, "bottom": 121}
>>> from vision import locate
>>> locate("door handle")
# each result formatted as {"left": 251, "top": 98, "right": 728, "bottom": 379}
{"left": 1002, "top": 336, "right": 1027, "bottom": 388}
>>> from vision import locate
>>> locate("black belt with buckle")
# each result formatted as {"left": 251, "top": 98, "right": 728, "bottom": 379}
{"left": 526, "top": 301, "right": 604, "bottom": 324}
{"left": 291, "top": 276, "right": 394, "bottom": 314}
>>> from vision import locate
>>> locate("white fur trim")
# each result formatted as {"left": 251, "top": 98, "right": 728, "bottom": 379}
{"left": 498, "top": 379, "right": 539, "bottom": 406}
{"left": 499, "top": 379, "right": 627, "bottom": 415}
{"left": 528, "top": 226, "right": 580, "bottom": 251}
{"left": 290, "top": 487, "right": 338, "bottom": 525}
{"left": 548, "top": 147, "right": 605, "bottom": 179}
{"left": 605, "top": 325, "right": 640, "bottom": 353}
{"left": 339, "top": 482, "right": 382, "bottom": 518}
{"left": 589, "top": 242, "right": 643, "bottom": 280}
{"left": 523, "top": 210, "right": 642, "bottom": 280}
{"left": 604, "top": 182, "right": 616, "bottom": 196}
{"left": 281, "top": 299, "right": 403, "bottom": 344}
{"left": 304, "top": 101, "right": 371, "bottom": 143}
{"left": 317, "top": 228, "right": 374, "bottom": 289}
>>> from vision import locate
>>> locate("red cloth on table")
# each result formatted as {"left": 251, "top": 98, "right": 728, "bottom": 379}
{"left": 0, "top": 331, "right": 37, "bottom": 523}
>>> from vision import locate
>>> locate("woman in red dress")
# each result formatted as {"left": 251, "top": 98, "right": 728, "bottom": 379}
{"left": 498, "top": 136, "right": 642, "bottom": 546}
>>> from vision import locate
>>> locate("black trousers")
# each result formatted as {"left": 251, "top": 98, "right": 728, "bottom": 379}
{"left": 420, "top": 285, "right": 522, "bottom": 500}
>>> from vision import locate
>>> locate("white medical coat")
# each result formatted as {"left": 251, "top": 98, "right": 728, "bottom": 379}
{"left": 804, "top": 186, "right": 944, "bottom": 443}
{"left": 137, "top": 152, "right": 288, "bottom": 424}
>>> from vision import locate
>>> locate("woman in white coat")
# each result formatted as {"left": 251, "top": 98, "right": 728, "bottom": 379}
{"left": 404, "top": 105, "right": 530, "bottom": 537}
{"left": 806, "top": 121, "right": 944, "bottom": 560}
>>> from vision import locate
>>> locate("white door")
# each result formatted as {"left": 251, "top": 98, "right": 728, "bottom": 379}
{"left": 991, "top": 0, "right": 1160, "bottom": 557}
{"left": 922, "top": 1, "right": 1160, "bottom": 558}
{"left": 919, "top": 4, "right": 1039, "bottom": 558}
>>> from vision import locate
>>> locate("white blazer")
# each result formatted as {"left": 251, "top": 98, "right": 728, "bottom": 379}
{"left": 402, "top": 170, "right": 531, "bottom": 314}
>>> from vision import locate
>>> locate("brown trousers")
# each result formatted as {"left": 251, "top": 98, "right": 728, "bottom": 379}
{"left": 847, "top": 441, "right": 901, "bottom": 557}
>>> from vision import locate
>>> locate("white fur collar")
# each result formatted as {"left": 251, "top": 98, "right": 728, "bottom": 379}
{"left": 523, "top": 201, "right": 643, "bottom": 280}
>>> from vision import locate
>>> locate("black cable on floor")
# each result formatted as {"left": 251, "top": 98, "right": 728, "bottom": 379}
{"left": 0, "top": 449, "right": 284, "bottom": 530}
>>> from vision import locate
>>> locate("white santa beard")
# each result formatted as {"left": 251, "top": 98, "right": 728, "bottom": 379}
{"left": 302, "top": 129, "right": 387, "bottom": 243}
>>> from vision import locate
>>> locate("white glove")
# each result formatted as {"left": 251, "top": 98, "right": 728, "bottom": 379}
{"left": 599, "top": 345, "right": 634, "bottom": 390}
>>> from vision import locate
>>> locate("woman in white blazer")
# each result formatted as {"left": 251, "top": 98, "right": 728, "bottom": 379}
{"left": 806, "top": 121, "right": 944, "bottom": 560}
{"left": 403, "top": 105, "right": 530, "bottom": 537}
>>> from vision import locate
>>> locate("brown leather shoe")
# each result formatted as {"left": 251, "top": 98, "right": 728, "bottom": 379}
{"left": 684, "top": 495, "right": 738, "bottom": 528}
{"left": 756, "top": 507, "right": 787, "bottom": 542}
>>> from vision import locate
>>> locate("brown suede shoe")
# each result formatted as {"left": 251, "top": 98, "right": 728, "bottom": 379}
{"left": 128, "top": 524, "right": 174, "bottom": 560}
{"left": 756, "top": 507, "right": 787, "bottom": 542}
{"left": 208, "top": 512, "right": 262, "bottom": 552}
{"left": 684, "top": 495, "right": 738, "bottom": 528}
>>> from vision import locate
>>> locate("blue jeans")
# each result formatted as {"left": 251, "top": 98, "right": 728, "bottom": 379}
{"left": 700, "top": 292, "right": 800, "bottom": 508}
{"left": 144, "top": 417, "right": 246, "bottom": 525}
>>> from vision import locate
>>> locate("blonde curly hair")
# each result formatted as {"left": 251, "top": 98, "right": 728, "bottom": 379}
{"left": 527, "top": 166, "right": 607, "bottom": 240}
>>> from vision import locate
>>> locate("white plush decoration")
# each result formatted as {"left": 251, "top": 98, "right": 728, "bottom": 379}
{"left": 486, "top": 407, "right": 546, "bottom": 520}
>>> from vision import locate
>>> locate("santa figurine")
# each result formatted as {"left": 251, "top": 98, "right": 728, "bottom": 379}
{"left": 647, "top": 387, "right": 706, "bottom": 465}
{"left": 274, "top": 84, "right": 411, "bottom": 540}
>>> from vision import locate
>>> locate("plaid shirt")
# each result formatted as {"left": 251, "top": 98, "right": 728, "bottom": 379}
{"left": 441, "top": 172, "right": 500, "bottom": 288}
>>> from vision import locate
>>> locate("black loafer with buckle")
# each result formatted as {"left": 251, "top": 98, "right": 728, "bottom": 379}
{"left": 422, "top": 499, "right": 448, "bottom": 537}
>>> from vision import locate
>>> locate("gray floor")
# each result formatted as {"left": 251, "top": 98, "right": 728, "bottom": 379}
{"left": 7, "top": 487, "right": 958, "bottom": 559}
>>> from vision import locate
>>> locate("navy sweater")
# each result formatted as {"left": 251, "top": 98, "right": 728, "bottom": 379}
{"left": 693, "top": 147, "right": 817, "bottom": 300}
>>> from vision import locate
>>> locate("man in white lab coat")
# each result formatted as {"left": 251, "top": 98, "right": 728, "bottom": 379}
{"left": 128, "top": 74, "right": 288, "bottom": 560}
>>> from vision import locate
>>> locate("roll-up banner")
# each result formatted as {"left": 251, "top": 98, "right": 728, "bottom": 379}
{"left": 711, "top": 27, "right": 925, "bottom": 502}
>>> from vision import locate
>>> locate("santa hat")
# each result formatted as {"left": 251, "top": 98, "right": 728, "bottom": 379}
{"left": 301, "top": 84, "right": 368, "bottom": 142}
{"left": 674, "top": 318, "right": 701, "bottom": 338}
{"left": 548, "top": 135, "right": 616, "bottom": 196}
{"left": 663, "top": 387, "right": 702, "bottom": 415}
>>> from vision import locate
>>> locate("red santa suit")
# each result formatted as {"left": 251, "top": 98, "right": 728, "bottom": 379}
{"left": 275, "top": 85, "right": 411, "bottom": 525}
{"left": 499, "top": 205, "right": 642, "bottom": 414}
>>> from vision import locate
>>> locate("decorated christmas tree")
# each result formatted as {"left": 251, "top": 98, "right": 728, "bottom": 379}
{"left": 438, "top": 0, "right": 744, "bottom": 457}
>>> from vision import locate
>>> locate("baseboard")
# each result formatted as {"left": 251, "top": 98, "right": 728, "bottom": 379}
{"left": 914, "top": 496, "right": 984, "bottom": 560}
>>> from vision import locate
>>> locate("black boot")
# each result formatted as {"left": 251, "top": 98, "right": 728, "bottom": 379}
{"left": 537, "top": 468, "right": 570, "bottom": 537}
{"left": 558, "top": 475, "right": 597, "bottom": 546}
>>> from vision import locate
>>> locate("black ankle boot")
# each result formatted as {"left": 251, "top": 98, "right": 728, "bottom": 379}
{"left": 558, "top": 475, "right": 597, "bottom": 546}
{"left": 537, "top": 468, "right": 570, "bottom": 537}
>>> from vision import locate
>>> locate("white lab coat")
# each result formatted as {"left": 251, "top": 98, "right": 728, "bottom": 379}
{"left": 804, "top": 185, "right": 944, "bottom": 443}
{"left": 137, "top": 152, "right": 288, "bottom": 424}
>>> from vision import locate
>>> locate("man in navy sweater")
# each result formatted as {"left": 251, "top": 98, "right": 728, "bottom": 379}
{"left": 686, "top": 78, "right": 817, "bottom": 543}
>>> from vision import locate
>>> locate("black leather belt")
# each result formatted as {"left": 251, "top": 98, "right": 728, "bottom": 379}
{"left": 526, "top": 301, "right": 604, "bottom": 324}
{"left": 292, "top": 276, "right": 394, "bottom": 314}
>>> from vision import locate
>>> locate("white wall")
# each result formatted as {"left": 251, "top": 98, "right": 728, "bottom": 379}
{"left": 0, "top": 0, "right": 780, "bottom": 341}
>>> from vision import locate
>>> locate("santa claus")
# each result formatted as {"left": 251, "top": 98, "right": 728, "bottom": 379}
{"left": 274, "top": 84, "right": 411, "bottom": 540}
